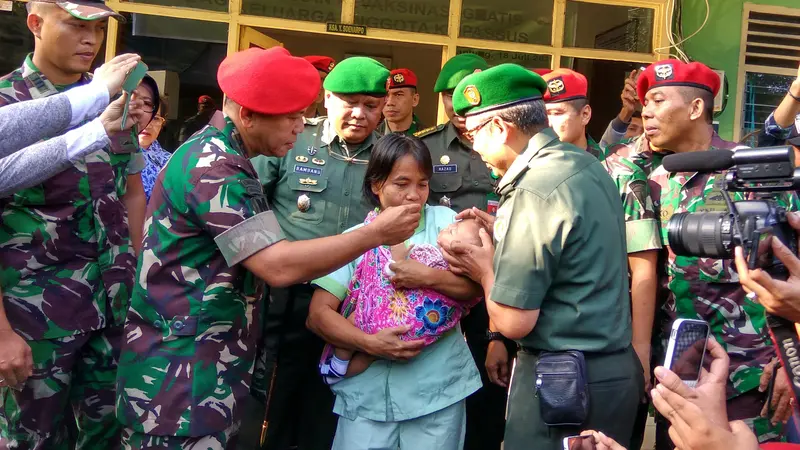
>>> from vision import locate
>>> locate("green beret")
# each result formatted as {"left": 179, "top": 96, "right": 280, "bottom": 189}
{"left": 434, "top": 53, "right": 489, "bottom": 93}
{"left": 323, "top": 57, "right": 390, "bottom": 96}
{"left": 453, "top": 63, "right": 547, "bottom": 116}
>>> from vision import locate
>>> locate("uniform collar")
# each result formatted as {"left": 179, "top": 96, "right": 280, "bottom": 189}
{"left": 22, "top": 53, "right": 90, "bottom": 98}
{"left": 208, "top": 111, "right": 246, "bottom": 157}
{"left": 497, "top": 127, "right": 560, "bottom": 193}
{"left": 445, "top": 122, "right": 473, "bottom": 149}
{"left": 321, "top": 118, "right": 378, "bottom": 151}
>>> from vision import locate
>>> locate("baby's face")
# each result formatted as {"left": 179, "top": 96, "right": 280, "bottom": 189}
{"left": 438, "top": 219, "right": 482, "bottom": 249}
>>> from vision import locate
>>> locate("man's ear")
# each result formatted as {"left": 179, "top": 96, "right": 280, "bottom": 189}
{"left": 27, "top": 12, "right": 44, "bottom": 40}
{"left": 323, "top": 90, "right": 333, "bottom": 109}
{"left": 238, "top": 106, "right": 255, "bottom": 129}
{"left": 412, "top": 92, "right": 420, "bottom": 108}
{"left": 581, "top": 104, "right": 592, "bottom": 127}
{"left": 689, "top": 98, "right": 705, "bottom": 122}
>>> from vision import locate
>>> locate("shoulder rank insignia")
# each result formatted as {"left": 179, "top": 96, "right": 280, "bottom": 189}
{"left": 295, "top": 155, "right": 309, "bottom": 163}
{"left": 414, "top": 124, "right": 445, "bottom": 138}
{"left": 299, "top": 177, "right": 318, "bottom": 186}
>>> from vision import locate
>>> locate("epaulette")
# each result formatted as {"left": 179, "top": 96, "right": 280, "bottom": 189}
{"left": 304, "top": 116, "right": 326, "bottom": 126}
{"left": 414, "top": 124, "right": 445, "bottom": 138}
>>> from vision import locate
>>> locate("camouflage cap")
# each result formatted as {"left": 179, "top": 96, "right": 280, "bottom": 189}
{"left": 34, "top": 0, "right": 125, "bottom": 22}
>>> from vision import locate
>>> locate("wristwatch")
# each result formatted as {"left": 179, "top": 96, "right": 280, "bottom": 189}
{"left": 485, "top": 329, "right": 504, "bottom": 342}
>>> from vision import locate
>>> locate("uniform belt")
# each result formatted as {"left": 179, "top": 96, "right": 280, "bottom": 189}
{"left": 518, "top": 345, "right": 629, "bottom": 360}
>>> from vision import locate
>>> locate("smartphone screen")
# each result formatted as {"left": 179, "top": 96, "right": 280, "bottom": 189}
{"left": 669, "top": 321, "right": 709, "bottom": 381}
{"left": 563, "top": 435, "right": 597, "bottom": 450}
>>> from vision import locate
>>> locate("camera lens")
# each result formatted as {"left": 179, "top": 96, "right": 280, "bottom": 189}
{"left": 667, "top": 212, "right": 733, "bottom": 258}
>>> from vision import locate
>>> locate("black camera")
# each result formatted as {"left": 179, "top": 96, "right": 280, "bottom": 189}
{"left": 663, "top": 146, "right": 800, "bottom": 274}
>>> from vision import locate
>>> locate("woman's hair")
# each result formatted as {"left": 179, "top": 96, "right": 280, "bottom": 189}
{"left": 157, "top": 95, "right": 168, "bottom": 118}
{"left": 362, "top": 133, "right": 433, "bottom": 208}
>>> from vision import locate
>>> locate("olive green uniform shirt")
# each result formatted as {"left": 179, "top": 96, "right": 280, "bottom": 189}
{"left": 416, "top": 123, "right": 496, "bottom": 213}
{"left": 491, "top": 128, "right": 631, "bottom": 352}
{"left": 252, "top": 117, "right": 377, "bottom": 241}
{"left": 377, "top": 114, "right": 422, "bottom": 136}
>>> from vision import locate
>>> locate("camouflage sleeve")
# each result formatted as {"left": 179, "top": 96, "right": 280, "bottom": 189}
{"left": 127, "top": 150, "right": 145, "bottom": 174}
{"left": 187, "top": 163, "right": 285, "bottom": 266}
{"left": 607, "top": 157, "right": 661, "bottom": 253}
{"left": 251, "top": 154, "right": 282, "bottom": 199}
{"left": 776, "top": 191, "right": 800, "bottom": 212}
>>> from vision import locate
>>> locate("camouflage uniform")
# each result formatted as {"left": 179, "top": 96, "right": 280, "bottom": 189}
{"left": 115, "top": 117, "right": 284, "bottom": 449}
{"left": 0, "top": 55, "right": 143, "bottom": 450}
{"left": 608, "top": 133, "right": 791, "bottom": 442}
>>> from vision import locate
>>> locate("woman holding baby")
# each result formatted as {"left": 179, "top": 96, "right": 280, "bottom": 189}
{"left": 306, "top": 133, "right": 483, "bottom": 450}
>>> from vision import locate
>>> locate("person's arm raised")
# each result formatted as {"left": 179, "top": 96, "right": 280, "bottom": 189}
{"left": 242, "top": 203, "right": 421, "bottom": 288}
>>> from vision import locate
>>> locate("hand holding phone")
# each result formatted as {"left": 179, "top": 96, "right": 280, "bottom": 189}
{"left": 563, "top": 435, "right": 596, "bottom": 450}
{"left": 663, "top": 319, "right": 710, "bottom": 388}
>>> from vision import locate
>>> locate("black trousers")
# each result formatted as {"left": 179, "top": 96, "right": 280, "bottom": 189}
{"left": 461, "top": 304, "right": 514, "bottom": 450}
{"left": 504, "top": 346, "right": 644, "bottom": 450}
{"left": 260, "top": 284, "right": 338, "bottom": 450}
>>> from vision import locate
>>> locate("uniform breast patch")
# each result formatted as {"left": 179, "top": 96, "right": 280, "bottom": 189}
{"left": 239, "top": 178, "right": 269, "bottom": 213}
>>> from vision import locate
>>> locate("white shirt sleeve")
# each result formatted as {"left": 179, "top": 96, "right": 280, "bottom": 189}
{"left": 64, "top": 80, "right": 110, "bottom": 128}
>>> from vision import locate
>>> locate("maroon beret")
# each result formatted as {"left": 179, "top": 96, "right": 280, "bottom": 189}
{"left": 303, "top": 55, "right": 336, "bottom": 74}
{"left": 218, "top": 47, "right": 321, "bottom": 115}
{"left": 388, "top": 68, "right": 417, "bottom": 89}
{"left": 542, "top": 69, "right": 588, "bottom": 103}
{"left": 637, "top": 59, "right": 720, "bottom": 104}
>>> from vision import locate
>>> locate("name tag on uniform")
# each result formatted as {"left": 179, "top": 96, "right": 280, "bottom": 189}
{"left": 433, "top": 164, "right": 458, "bottom": 174}
{"left": 294, "top": 165, "right": 323, "bottom": 176}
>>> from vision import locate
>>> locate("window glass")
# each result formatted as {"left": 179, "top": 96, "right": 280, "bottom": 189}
{"left": 354, "top": 0, "right": 449, "bottom": 35}
{"left": 459, "top": 0, "right": 553, "bottom": 45}
{"left": 241, "top": 0, "right": 341, "bottom": 23}
{"left": 564, "top": 1, "right": 653, "bottom": 54}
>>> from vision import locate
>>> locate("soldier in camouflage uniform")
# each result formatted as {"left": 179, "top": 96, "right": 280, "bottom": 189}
{"left": 608, "top": 59, "right": 795, "bottom": 446}
{"left": 415, "top": 53, "right": 509, "bottom": 450}
{"left": 115, "top": 47, "right": 419, "bottom": 450}
{"left": 248, "top": 56, "right": 391, "bottom": 450}
{"left": 0, "top": 2, "right": 145, "bottom": 449}
{"left": 377, "top": 68, "right": 422, "bottom": 136}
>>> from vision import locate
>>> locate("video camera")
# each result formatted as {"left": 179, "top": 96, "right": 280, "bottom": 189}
{"left": 662, "top": 146, "right": 800, "bottom": 403}
{"left": 662, "top": 146, "right": 800, "bottom": 275}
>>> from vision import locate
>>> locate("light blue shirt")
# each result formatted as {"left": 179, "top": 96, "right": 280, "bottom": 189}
{"left": 313, "top": 204, "right": 483, "bottom": 422}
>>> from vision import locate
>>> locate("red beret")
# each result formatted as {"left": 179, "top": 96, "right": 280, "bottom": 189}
{"left": 218, "top": 47, "right": 320, "bottom": 115}
{"left": 198, "top": 95, "right": 214, "bottom": 105}
{"left": 542, "top": 69, "right": 588, "bottom": 103}
{"left": 637, "top": 59, "right": 720, "bottom": 104}
{"left": 388, "top": 68, "right": 417, "bottom": 89}
{"left": 531, "top": 68, "right": 552, "bottom": 77}
{"left": 304, "top": 55, "right": 336, "bottom": 74}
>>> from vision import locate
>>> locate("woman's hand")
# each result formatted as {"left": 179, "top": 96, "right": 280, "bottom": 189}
{"left": 363, "top": 325, "right": 425, "bottom": 361}
{"left": 439, "top": 228, "right": 495, "bottom": 284}
{"left": 579, "top": 430, "right": 627, "bottom": 450}
{"left": 389, "top": 258, "right": 435, "bottom": 289}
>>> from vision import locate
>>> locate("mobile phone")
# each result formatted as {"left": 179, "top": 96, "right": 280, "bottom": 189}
{"left": 562, "top": 435, "right": 596, "bottom": 450}
{"left": 120, "top": 61, "right": 149, "bottom": 130}
{"left": 663, "top": 319, "right": 710, "bottom": 388}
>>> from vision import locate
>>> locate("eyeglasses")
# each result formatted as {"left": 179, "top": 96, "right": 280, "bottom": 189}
{"left": 150, "top": 115, "right": 166, "bottom": 126}
{"left": 131, "top": 92, "right": 157, "bottom": 114}
{"left": 463, "top": 117, "right": 494, "bottom": 142}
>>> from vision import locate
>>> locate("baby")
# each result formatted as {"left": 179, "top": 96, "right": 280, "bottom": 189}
{"left": 319, "top": 216, "right": 483, "bottom": 385}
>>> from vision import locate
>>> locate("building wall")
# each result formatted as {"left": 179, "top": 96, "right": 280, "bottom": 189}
{"left": 680, "top": 0, "right": 799, "bottom": 141}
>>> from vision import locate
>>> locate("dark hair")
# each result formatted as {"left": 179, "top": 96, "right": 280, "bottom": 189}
{"left": 491, "top": 99, "right": 548, "bottom": 136}
{"left": 678, "top": 86, "right": 714, "bottom": 124}
{"left": 631, "top": 110, "right": 642, "bottom": 119}
{"left": 565, "top": 98, "right": 589, "bottom": 112}
{"left": 362, "top": 133, "right": 433, "bottom": 208}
